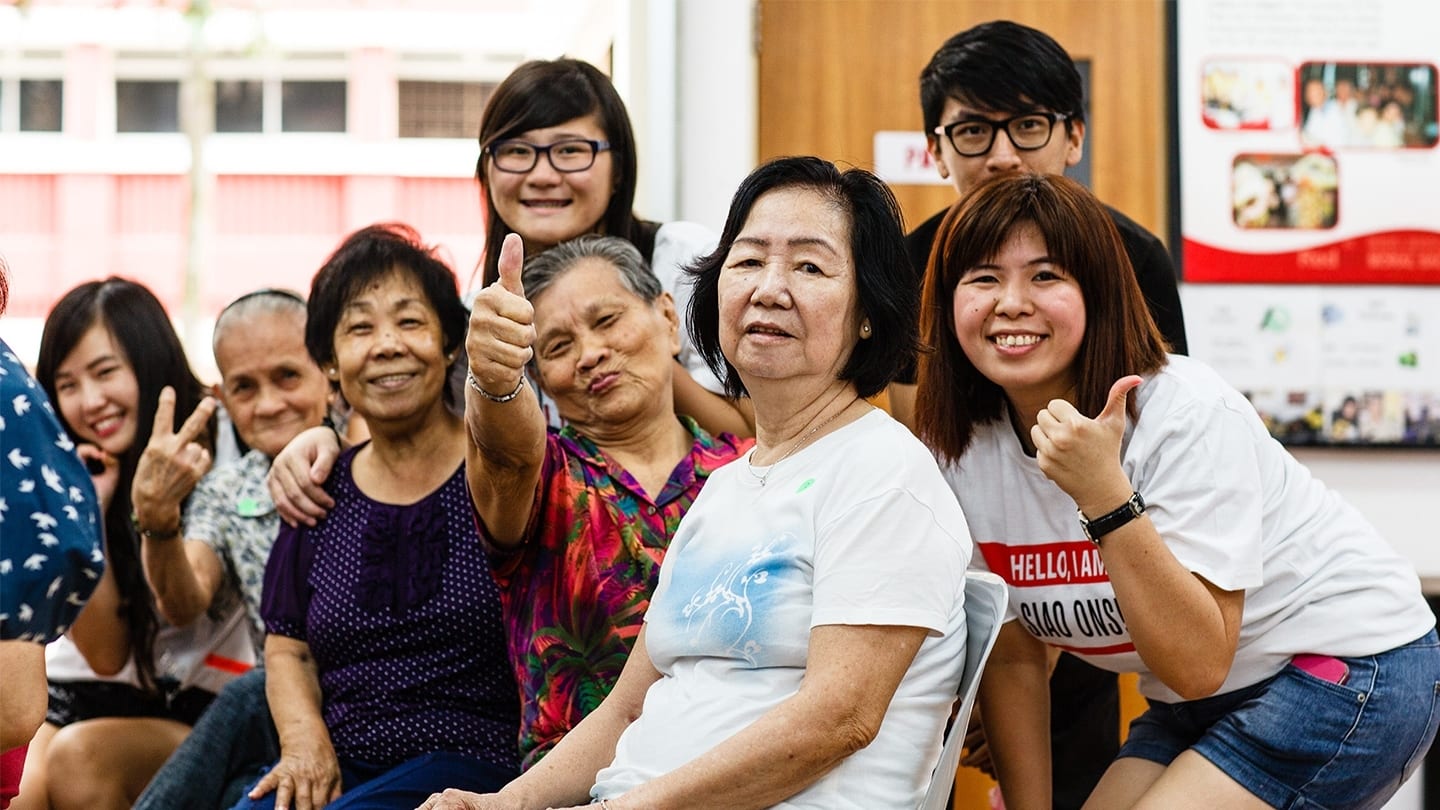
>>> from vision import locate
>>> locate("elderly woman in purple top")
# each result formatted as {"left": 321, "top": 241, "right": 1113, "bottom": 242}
{"left": 233, "top": 224, "right": 518, "bottom": 810}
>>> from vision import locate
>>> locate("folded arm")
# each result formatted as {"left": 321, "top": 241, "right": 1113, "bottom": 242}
{"left": 422, "top": 627, "right": 664, "bottom": 810}
{"left": 604, "top": 623, "right": 927, "bottom": 810}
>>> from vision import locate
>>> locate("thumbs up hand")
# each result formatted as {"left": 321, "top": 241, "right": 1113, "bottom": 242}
{"left": 1031, "top": 375, "right": 1143, "bottom": 515}
{"left": 467, "top": 233, "right": 536, "bottom": 398}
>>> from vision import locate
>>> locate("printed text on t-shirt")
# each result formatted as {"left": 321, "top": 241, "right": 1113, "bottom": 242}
{"left": 977, "top": 540, "right": 1107, "bottom": 586}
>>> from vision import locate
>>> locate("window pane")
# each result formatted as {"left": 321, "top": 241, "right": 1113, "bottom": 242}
{"left": 20, "top": 80, "right": 63, "bottom": 132}
{"left": 398, "top": 81, "right": 493, "bottom": 138}
{"left": 281, "top": 81, "right": 346, "bottom": 133}
{"left": 215, "top": 79, "right": 263, "bottom": 133}
{"left": 117, "top": 80, "right": 180, "bottom": 133}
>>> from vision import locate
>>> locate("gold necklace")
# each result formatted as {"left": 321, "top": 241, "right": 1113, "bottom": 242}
{"left": 747, "top": 398, "right": 856, "bottom": 487}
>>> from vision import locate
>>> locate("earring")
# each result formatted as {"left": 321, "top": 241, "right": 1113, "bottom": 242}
{"left": 447, "top": 352, "right": 457, "bottom": 364}
{"left": 327, "top": 367, "right": 339, "bottom": 378}
{"left": 860, "top": 322, "right": 872, "bottom": 338}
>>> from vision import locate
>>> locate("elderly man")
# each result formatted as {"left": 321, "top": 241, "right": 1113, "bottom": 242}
{"left": 132, "top": 289, "right": 332, "bottom": 810}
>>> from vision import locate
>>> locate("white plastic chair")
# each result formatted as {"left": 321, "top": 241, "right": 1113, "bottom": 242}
{"left": 919, "top": 570, "right": 1010, "bottom": 810}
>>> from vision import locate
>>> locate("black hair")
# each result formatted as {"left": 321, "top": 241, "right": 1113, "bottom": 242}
{"left": 687, "top": 156, "right": 917, "bottom": 400}
{"left": 305, "top": 223, "right": 469, "bottom": 408}
{"left": 35, "top": 277, "right": 208, "bottom": 691}
{"left": 919, "top": 20, "right": 1086, "bottom": 135}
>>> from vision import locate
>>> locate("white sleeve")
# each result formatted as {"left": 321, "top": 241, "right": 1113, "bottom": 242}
{"left": 651, "top": 221, "right": 724, "bottom": 394}
{"left": 1127, "top": 396, "right": 1265, "bottom": 591}
{"left": 810, "top": 488, "right": 966, "bottom": 634}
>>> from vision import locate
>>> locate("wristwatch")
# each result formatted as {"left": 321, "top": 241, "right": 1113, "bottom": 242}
{"left": 1078, "top": 491, "right": 1146, "bottom": 545}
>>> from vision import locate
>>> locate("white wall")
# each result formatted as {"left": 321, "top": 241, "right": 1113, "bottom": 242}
{"left": 619, "top": 0, "right": 755, "bottom": 233}
{"left": 1293, "top": 447, "right": 1440, "bottom": 580}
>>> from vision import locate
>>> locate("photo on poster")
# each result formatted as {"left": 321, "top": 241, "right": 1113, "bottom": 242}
{"left": 1244, "top": 388, "right": 1323, "bottom": 444}
{"left": 1232, "top": 153, "right": 1338, "bottom": 229}
{"left": 1323, "top": 390, "right": 1368, "bottom": 443}
{"left": 1299, "top": 62, "right": 1439, "bottom": 149}
{"left": 1202, "top": 59, "right": 1295, "bottom": 130}
{"left": 1401, "top": 391, "right": 1440, "bottom": 445}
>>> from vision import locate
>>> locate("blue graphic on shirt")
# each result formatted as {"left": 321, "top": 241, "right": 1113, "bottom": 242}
{"left": 660, "top": 532, "right": 807, "bottom": 667}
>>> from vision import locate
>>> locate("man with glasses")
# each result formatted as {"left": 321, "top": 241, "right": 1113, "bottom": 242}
{"left": 904, "top": 20, "right": 1186, "bottom": 360}
{"left": 897, "top": 20, "right": 1187, "bottom": 810}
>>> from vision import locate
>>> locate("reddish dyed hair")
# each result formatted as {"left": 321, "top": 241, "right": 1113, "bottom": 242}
{"left": 916, "top": 172, "right": 1168, "bottom": 463}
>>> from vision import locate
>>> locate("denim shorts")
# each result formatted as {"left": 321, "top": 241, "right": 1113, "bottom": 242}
{"left": 1117, "top": 629, "right": 1440, "bottom": 810}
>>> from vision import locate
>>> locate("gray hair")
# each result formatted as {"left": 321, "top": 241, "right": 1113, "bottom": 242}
{"left": 521, "top": 235, "right": 662, "bottom": 304}
{"left": 212, "top": 288, "right": 307, "bottom": 353}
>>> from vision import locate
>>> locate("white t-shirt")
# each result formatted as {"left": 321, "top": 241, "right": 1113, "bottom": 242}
{"left": 593, "top": 409, "right": 971, "bottom": 808}
{"left": 949, "top": 354, "right": 1433, "bottom": 703}
{"left": 46, "top": 602, "right": 255, "bottom": 693}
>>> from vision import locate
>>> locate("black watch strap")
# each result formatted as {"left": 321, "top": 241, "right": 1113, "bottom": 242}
{"left": 1078, "top": 492, "right": 1146, "bottom": 545}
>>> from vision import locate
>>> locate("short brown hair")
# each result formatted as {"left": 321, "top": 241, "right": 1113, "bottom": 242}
{"left": 916, "top": 173, "right": 1168, "bottom": 462}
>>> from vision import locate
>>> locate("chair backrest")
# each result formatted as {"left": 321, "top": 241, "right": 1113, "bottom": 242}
{"left": 919, "top": 570, "right": 1010, "bottom": 810}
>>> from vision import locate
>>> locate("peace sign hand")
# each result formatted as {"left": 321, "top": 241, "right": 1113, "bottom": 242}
{"left": 132, "top": 386, "right": 217, "bottom": 535}
{"left": 1031, "top": 375, "right": 1141, "bottom": 516}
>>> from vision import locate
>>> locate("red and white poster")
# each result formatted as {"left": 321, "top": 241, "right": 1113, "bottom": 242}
{"left": 1177, "top": 0, "right": 1439, "bottom": 285}
{"left": 1177, "top": 0, "right": 1440, "bottom": 447}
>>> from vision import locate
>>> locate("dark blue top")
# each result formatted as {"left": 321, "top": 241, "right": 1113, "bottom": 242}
{"left": 262, "top": 445, "right": 519, "bottom": 771}
{"left": 1, "top": 338, "right": 104, "bottom": 642}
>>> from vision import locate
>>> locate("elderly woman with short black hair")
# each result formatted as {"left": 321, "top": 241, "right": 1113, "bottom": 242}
{"left": 424, "top": 156, "right": 971, "bottom": 810}
{"left": 233, "top": 224, "right": 518, "bottom": 810}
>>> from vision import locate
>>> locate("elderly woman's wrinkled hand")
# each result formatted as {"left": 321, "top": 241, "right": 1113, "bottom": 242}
{"left": 466, "top": 233, "right": 535, "bottom": 399}
{"left": 265, "top": 425, "right": 340, "bottom": 527}
{"left": 247, "top": 742, "right": 342, "bottom": 810}
{"left": 132, "top": 386, "right": 215, "bottom": 532}
{"left": 415, "top": 788, "right": 514, "bottom": 809}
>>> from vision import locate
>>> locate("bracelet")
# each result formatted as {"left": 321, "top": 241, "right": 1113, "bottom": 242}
{"left": 131, "top": 512, "right": 180, "bottom": 541}
{"left": 466, "top": 370, "right": 525, "bottom": 403}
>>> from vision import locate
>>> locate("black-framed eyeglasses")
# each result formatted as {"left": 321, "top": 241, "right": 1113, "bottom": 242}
{"left": 485, "top": 138, "right": 612, "bottom": 174}
{"left": 934, "top": 112, "right": 1070, "bottom": 158}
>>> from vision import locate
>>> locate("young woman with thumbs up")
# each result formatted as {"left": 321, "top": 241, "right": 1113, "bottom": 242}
{"left": 915, "top": 172, "right": 1439, "bottom": 810}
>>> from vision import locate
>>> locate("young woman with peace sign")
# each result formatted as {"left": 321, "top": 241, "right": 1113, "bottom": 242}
{"left": 916, "top": 173, "right": 1438, "bottom": 810}
{"left": 21, "top": 278, "right": 251, "bottom": 810}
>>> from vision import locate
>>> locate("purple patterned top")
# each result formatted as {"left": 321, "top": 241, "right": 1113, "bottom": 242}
{"left": 262, "top": 445, "right": 519, "bottom": 771}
